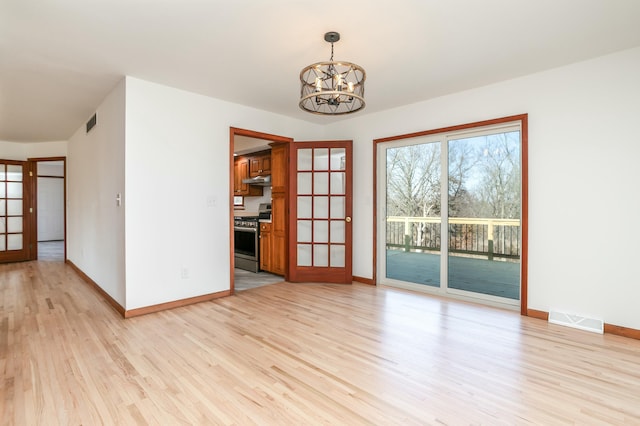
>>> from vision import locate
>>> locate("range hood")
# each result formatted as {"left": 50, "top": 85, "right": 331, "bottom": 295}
{"left": 242, "top": 175, "right": 271, "bottom": 186}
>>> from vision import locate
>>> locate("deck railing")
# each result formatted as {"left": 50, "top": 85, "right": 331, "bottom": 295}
{"left": 386, "top": 216, "right": 520, "bottom": 260}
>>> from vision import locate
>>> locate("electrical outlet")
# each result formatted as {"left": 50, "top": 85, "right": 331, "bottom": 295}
{"left": 180, "top": 267, "right": 189, "bottom": 279}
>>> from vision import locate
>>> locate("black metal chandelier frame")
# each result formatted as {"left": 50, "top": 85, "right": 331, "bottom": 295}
{"left": 299, "top": 32, "right": 366, "bottom": 115}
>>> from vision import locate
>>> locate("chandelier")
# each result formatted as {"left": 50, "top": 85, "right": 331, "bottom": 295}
{"left": 299, "top": 32, "right": 366, "bottom": 115}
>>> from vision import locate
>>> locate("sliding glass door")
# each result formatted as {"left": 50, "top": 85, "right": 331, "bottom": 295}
{"left": 385, "top": 140, "right": 441, "bottom": 288}
{"left": 377, "top": 118, "right": 525, "bottom": 308}
{"left": 447, "top": 131, "right": 521, "bottom": 301}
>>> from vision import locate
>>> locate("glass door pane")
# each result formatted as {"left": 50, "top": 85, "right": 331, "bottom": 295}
{"left": 290, "top": 142, "right": 352, "bottom": 283}
{"left": 447, "top": 131, "right": 521, "bottom": 300}
{"left": 296, "top": 148, "right": 347, "bottom": 268}
{"left": 385, "top": 142, "right": 441, "bottom": 287}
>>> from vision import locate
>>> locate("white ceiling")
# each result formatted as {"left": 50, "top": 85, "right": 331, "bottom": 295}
{"left": 2, "top": 0, "right": 640, "bottom": 142}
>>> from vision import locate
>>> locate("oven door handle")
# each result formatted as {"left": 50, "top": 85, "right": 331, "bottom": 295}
{"left": 235, "top": 226, "right": 257, "bottom": 232}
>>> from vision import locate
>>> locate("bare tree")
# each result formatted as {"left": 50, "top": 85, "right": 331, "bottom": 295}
{"left": 476, "top": 132, "right": 520, "bottom": 219}
{"left": 448, "top": 139, "right": 480, "bottom": 218}
{"left": 386, "top": 143, "right": 440, "bottom": 217}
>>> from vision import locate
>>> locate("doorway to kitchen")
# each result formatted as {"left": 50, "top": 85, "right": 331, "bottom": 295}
{"left": 229, "top": 128, "right": 292, "bottom": 293}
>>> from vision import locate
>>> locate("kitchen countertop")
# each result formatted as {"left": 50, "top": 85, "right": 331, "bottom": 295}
{"left": 234, "top": 211, "right": 258, "bottom": 217}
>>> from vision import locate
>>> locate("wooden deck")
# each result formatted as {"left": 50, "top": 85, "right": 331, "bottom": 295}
{"left": 386, "top": 250, "right": 520, "bottom": 299}
{"left": 2, "top": 260, "right": 640, "bottom": 424}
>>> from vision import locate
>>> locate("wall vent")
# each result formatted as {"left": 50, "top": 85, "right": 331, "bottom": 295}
{"left": 548, "top": 310, "right": 604, "bottom": 334}
{"left": 86, "top": 113, "right": 97, "bottom": 133}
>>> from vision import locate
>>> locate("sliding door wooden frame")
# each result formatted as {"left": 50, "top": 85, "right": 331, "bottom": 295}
{"left": 373, "top": 114, "right": 528, "bottom": 315}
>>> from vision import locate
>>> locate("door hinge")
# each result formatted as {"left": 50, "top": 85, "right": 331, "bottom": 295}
{"left": 29, "top": 171, "right": 33, "bottom": 177}
{"left": 29, "top": 208, "right": 33, "bottom": 213}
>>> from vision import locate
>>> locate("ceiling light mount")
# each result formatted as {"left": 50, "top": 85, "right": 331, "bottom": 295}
{"left": 299, "top": 31, "right": 366, "bottom": 115}
{"left": 324, "top": 31, "right": 340, "bottom": 43}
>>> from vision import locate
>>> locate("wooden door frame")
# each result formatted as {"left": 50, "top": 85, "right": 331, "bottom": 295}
{"left": 229, "top": 128, "right": 293, "bottom": 293}
{"left": 27, "top": 156, "right": 67, "bottom": 261}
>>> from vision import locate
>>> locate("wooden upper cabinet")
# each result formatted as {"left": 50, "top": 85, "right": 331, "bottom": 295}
{"left": 249, "top": 150, "right": 271, "bottom": 177}
{"left": 269, "top": 143, "right": 287, "bottom": 193}
{"left": 234, "top": 156, "right": 263, "bottom": 196}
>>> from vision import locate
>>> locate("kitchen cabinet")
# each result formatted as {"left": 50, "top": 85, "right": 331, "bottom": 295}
{"left": 269, "top": 143, "right": 288, "bottom": 276}
{"left": 234, "top": 156, "right": 263, "bottom": 196}
{"left": 259, "top": 222, "right": 272, "bottom": 272}
{"left": 249, "top": 151, "right": 271, "bottom": 177}
{"left": 270, "top": 144, "right": 287, "bottom": 192}
{"left": 270, "top": 196, "right": 286, "bottom": 275}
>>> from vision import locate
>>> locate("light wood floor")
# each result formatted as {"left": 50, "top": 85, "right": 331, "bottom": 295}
{"left": 2, "top": 261, "right": 640, "bottom": 424}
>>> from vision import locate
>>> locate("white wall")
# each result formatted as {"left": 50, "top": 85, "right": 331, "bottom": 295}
{"left": 124, "top": 77, "right": 322, "bottom": 310}
{"left": 0, "top": 140, "right": 67, "bottom": 160}
{"left": 67, "top": 79, "right": 126, "bottom": 306}
{"left": 325, "top": 47, "right": 640, "bottom": 330}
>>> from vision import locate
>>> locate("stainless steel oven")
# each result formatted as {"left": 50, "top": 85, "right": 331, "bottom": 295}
{"left": 234, "top": 205, "right": 271, "bottom": 273}
{"left": 234, "top": 217, "right": 259, "bottom": 272}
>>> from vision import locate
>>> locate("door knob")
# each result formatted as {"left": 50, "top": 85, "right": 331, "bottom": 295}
{"left": 345, "top": 216, "right": 351, "bottom": 223}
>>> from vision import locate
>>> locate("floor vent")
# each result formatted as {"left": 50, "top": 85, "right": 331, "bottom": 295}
{"left": 548, "top": 311, "right": 604, "bottom": 334}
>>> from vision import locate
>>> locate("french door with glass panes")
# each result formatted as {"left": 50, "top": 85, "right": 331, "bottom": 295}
{"left": 0, "top": 160, "right": 32, "bottom": 263}
{"left": 377, "top": 117, "right": 527, "bottom": 310}
{"left": 288, "top": 141, "right": 353, "bottom": 283}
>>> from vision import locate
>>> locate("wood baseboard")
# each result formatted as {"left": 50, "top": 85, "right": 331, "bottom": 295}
{"left": 353, "top": 275, "right": 375, "bottom": 285}
{"left": 66, "top": 259, "right": 126, "bottom": 317}
{"left": 604, "top": 323, "right": 640, "bottom": 340}
{"left": 527, "top": 308, "right": 640, "bottom": 340}
{"left": 66, "top": 259, "right": 232, "bottom": 319}
{"left": 527, "top": 309, "right": 549, "bottom": 321}
{"left": 124, "top": 290, "right": 232, "bottom": 318}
